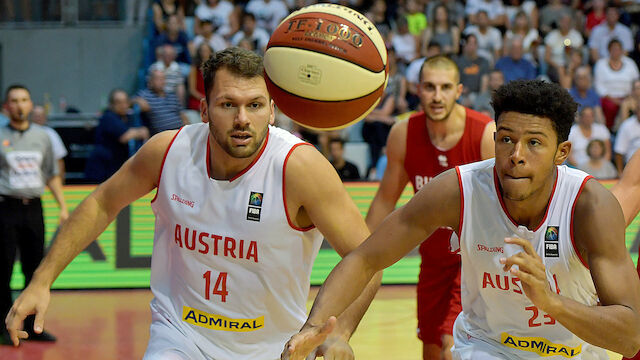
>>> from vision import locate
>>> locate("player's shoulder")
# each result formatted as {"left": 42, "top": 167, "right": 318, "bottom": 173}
{"left": 464, "top": 106, "right": 493, "bottom": 125}
{"left": 573, "top": 176, "right": 621, "bottom": 223}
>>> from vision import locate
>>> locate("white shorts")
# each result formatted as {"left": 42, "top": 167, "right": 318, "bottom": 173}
{"left": 143, "top": 306, "right": 211, "bottom": 360}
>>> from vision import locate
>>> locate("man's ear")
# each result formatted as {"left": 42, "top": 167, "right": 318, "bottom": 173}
{"left": 555, "top": 140, "right": 572, "bottom": 165}
{"left": 269, "top": 99, "right": 275, "bottom": 126}
{"left": 200, "top": 99, "right": 209, "bottom": 124}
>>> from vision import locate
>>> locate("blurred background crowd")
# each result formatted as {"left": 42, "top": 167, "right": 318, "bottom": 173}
{"left": 1, "top": 0, "right": 639, "bottom": 183}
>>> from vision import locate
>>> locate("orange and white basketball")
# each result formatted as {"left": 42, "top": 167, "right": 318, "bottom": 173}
{"left": 264, "top": 3, "right": 388, "bottom": 130}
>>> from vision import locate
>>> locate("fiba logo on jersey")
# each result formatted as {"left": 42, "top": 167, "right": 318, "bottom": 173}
{"left": 544, "top": 226, "right": 559, "bottom": 258}
{"left": 438, "top": 154, "right": 448, "bottom": 167}
{"left": 247, "top": 191, "right": 263, "bottom": 222}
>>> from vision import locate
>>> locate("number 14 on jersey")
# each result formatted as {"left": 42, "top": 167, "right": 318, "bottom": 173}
{"left": 203, "top": 270, "right": 228, "bottom": 302}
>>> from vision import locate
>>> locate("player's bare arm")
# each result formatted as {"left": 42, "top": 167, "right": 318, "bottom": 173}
{"left": 5, "top": 130, "right": 177, "bottom": 346}
{"left": 365, "top": 120, "right": 410, "bottom": 230}
{"left": 282, "top": 144, "right": 381, "bottom": 359}
{"left": 480, "top": 121, "right": 496, "bottom": 160}
{"left": 46, "top": 175, "right": 69, "bottom": 223}
{"left": 612, "top": 150, "right": 640, "bottom": 226}
{"left": 503, "top": 179, "right": 640, "bottom": 357}
{"left": 283, "top": 169, "right": 461, "bottom": 360}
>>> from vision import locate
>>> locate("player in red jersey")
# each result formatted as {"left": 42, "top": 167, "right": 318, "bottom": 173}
{"left": 364, "top": 55, "right": 495, "bottom": 360}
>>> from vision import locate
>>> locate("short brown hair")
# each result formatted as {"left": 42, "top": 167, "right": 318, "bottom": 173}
{"left": 419, "top": 55, "right": 460, "bottom": 84}
{"left": 202, "top": 47, "right": 264, "bottom": 103}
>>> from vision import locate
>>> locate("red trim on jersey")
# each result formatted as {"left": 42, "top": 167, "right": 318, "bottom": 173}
{"left": 570, "top": 176, "right": 594, "bottom": 269}
{"left": 492, "top": 166, "right": 559, "bottom": 232}
{"left": 283, "top": 142, "right": 316, "bottom": 232}
{"left": 151, "top": 128, "right": 183, "bottom": 204}
{"left": 455, "top": 166, "right": 464, "bottom": 239}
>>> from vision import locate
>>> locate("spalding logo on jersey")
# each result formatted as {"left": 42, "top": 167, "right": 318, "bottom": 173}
{"left": 247, "top": 191, "right": 263, "bottom": 222}
{"left": 544, "top": 226, "right": 559, "bottom": 258}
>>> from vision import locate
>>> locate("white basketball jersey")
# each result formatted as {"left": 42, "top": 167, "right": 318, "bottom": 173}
{"left": 149, "top": 123, "right": 323, "bottom": 359}
{"left": 454, "top": 159, "right": 608, "bottom": 359}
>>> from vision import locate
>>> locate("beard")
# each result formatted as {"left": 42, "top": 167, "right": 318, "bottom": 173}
{"left": 208, "top": 117, "right": 268, "bottom": 159}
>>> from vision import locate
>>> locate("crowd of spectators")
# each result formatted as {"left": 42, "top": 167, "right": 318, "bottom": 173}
{"left": 7, "top": 0, "right": 640, "bottom": 183}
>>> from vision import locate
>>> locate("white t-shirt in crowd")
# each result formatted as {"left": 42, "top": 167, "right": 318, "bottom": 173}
{"left": 544, "top": 29, "right": 584, "bottom": 67}
{"left": 245, "top": 0, "right": 289, "bottom": 33}
{"left": 195, "top": 0, "right": 234, "bottom": 29}
{"left": 568, "top": 123, "right": 610, "bottom": 165}
{"left": 614, "top": 115, "right": 640, "bottom": 163}
{"left": 593, "top": 56, "right": 639, "bottom": 98}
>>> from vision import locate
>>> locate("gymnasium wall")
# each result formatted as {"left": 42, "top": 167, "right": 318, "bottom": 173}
{"left": 9, "top": 182, "right": 639, "bottom": 289}
{"left": 0, "top": 26, "right": 144, "bottom": 113}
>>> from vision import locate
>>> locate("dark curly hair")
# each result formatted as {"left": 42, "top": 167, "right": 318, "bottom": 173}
{"left": 202, "top": 47, "right": 264, "bottom": 104}
{"left": 491, "top": 80, "right": 577, "bottom": 143}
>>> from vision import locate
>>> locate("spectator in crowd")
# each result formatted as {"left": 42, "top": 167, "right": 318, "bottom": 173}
{"left": 149, "top": 44, "right": 186, "bottom": 104}
{"left": 420, "top": 4, "right": 460, "bottom": 56}
{"left": 385, "top": 48, "right": 409, "bottom": 115}
{"left": 503, "top": 10, "right": 539, "bottom": 63}
{"left": 328, "top": 138, "right": 361, "bottom": 182}
{"left": 473, "top": 69, "right": 504, "bottom": 117}
{"left": 230, "top": 12, "right": 270, "bottom": 55}
{"left": 134, "top": 70, "right": 188, "bottom": 135}
{"left": 463, "top": 10, "right": 503, "bottom": 65}
{"left": 245, "top": 0, "right": 289, "bottom": 33}
{"left": 594, "top": 39, "right": 640, "bottom": 130}
{"left": 465, "top": 0, "right": 507, "bottom": 28}
{"left": 589, "top": 5, "right": 634, "bottom": 62}
{"left": 543, "top": 13, "right": 584, "bottom": 83}
{"left": 569, "top": 65, "right": 606, "bottom": 124}
{"left": 391, "top": 16, "right": 418, "bottom": 69}
{"left": 85, "top": 89, "right": 150, "bottom": 183}
{"left": 185, "top": 43, "right": 213, "bottom": 125}
{"left": 584, "top": 0, "right": 606, "bottom": 37}
{"left": 0, "top": 85, "right": 67, "bottom": 345}
{"left": 538, "top": 0, "right": 573, "bottom": 36}
{"left": 152, "top": 0, "right": 185, "bottom": 35}
{"left": 31, "top": 105, "right": 68, "bottom": 183}
{"left": 426, "top": 0, "right": 466, "bottom": 32}
{"left": 194, "top": 0, "right": 234, "bottom": 36}
{"left": 578, "top": 139, "right": 619, "bottom": 179}
{"left": 618, "top": 79, "right": 640, "bottom": 124}
{"left": 557, "top": 47, "right": 585, "bottom": 90}
{"left": 567, "top": 106, "right": 612, "bottom": 167}
{"left": 406, "top": 0, "right": 428, "bottom": 36}
{"left": 504, "top": 0, "right": 538, "bottom": 30}
{"left": 456, "top": 33, "right": 490, "bottom": 108}
{"left": 615, "top": 102, "right": 640, "bottom": 172}
{"left": 365, "top": 0, "right": 392, "bottom": 42}
{"left": 154, "top": 14, "right": 191, "bottom": 74}
{"left": 495, "top": 36, "right": 537, "bottom": 83}
{"left": 192, "top": 19, "right": 228, "bottom": 53}
{"left": 187, "top": 43, "right": 213, "bottom": 117}
{"left": 362, "top": 77, "right": 398, "bottom": 179}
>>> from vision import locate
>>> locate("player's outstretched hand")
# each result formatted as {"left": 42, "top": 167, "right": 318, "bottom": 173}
{"left": 311, "top": 335, "right": 355, "bottom": 360}
{"left": 281, "top": 316, "right": 337, "bottom": 360}
{"left": 5, "top": 283, "right": 51, "bottom": 346}
{"left": 499, "top": 237, "right": 556, "bottom": 311}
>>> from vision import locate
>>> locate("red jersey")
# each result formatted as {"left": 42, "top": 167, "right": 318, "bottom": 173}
{"left": 404, "top": 108, "right": 492, "bottom": 266}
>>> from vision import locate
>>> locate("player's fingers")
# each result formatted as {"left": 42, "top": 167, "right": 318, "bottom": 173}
{"left": 505, "top": 237, "right": 539, "bottom": 259}
{"left": 319, "top": 316, "right": 337, "bottom": 337}
{"left": 33, "top": 309, "right": 45, "bottom": 334}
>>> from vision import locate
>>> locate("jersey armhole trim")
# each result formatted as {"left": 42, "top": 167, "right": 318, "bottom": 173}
{"left": 570, "top": 175, "right": 594, "bottom": 270}
{"left": 151, "top": 128, "right": 183, "bottom": 204}
{"left": 283, "top": 142, "right": 316, "bottom": 232}
{"left": 455, "top": 166, "right": 464, "bottom": 239}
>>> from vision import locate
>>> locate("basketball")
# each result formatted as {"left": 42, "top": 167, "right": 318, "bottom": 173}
{"left": 264, "top": 3, "right": 388, "bottom": 130}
